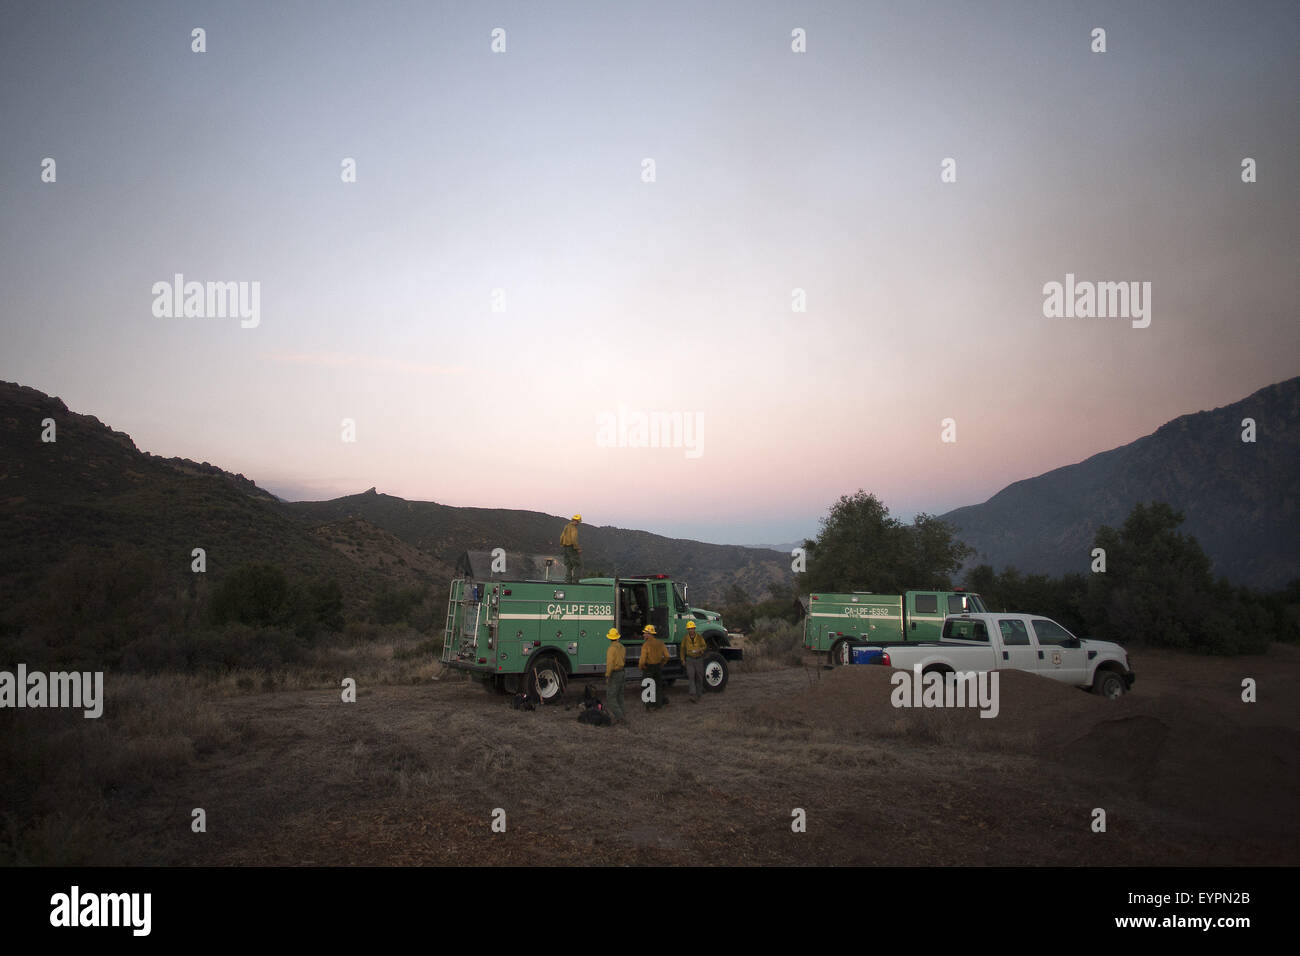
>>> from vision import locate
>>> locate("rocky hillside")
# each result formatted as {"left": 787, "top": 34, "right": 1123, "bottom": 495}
{"left": 941, "top": 377, "right": 1299, "bottom": 588}
{"left": 0, "top": 381, "right": 446, "bottom": 625}
{"left": 288, "top": 491, "right": 789, "bottom": 604}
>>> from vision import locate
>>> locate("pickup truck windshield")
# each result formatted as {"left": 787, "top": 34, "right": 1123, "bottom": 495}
{"left": 1031, "top": 619, "right": 1074, "bottom": 645}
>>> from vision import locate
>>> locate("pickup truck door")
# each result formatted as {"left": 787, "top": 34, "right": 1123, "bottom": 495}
{"left": 1029, "top": 618, "right": 1089, "bottom": 686}
{"left": 994, "top": 618, "right": 1041, "bottom": 673}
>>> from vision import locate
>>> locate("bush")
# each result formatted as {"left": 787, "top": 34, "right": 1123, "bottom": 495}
{"left": 211, "top": 563, "right": 289, "bottom": 627}
{"left": 371, "top": 585, "right": 437, "bottom": 630}
{"left": 745, "top": 616, "right": 805, "bottom": 668}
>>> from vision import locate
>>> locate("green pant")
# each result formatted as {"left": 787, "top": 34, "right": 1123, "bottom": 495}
{"left": 563, "top": 546, "right": 582, "bottom": 583}
{"left": 686, "top": 656, "right": 705, "bottom": 699}
{"left": 605, "top": 668, "right": 625, "bottom": 720}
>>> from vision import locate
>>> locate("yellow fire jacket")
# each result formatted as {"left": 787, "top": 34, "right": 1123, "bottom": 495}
{"left": 606, "top": 642, "right": 626, "bottom": 676}
{"left": 560, "top": 521, "right": 580, "bottom": 548}
{"left": 639, "top": 634, "right": 669, "bottom": 667}
{"left": 682, "top": 629, "right": 708, "bottom": 659}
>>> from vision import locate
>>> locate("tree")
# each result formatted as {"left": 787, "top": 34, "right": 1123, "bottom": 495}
{"left": 1083, "top": 502, "right": 1270, "bottom": 653}
{"left": 211, "top": 563, "right": 289, "bottom": 627}
{"left": 962, "top": 563, "right": 1088, "bottom": 634}
{"left": 799, "top": 491, "right": 972, "bottom": 594}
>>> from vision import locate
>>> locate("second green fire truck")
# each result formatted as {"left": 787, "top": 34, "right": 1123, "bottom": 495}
{"left": 442, "top": 574, "right": 741, "bottom": 702}
{"left": 803, "top": 589, "right": 987, "bottom": 665}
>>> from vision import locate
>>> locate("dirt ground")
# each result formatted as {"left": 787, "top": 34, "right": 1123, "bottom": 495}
{"left": 53, "top": 642, "right": 1293, "bottom": 867}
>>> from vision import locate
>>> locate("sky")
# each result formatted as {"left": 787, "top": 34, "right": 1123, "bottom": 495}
{"left": 2, "top": 0, "right": 1297, "bottom": 545}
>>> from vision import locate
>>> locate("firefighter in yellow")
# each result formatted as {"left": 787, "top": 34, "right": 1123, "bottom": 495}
{"left": 560, "top": 513, "right": 582, "bottom": 583}
{"left": 639, "top": 624, "right": 670, "bottom": 710}
{"left": 605, "top": 627, "right": 626, "bottom": 722}
{"left": 682, "top": 620, "right": 708, "bottom": 701}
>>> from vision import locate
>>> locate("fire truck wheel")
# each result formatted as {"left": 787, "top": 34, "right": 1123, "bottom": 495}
{"left": 702, "top": 652, "right": 728, "bottom": 693}
{"left": 828, "top": 640, "right": 851, "bottom": 667}
{"left": 526, "top": 655, "right": 567, "bottom": 704}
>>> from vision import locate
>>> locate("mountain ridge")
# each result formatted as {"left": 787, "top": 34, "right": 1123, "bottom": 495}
{"left": 939, "top": 377, "right": 1299, "bottom": 588}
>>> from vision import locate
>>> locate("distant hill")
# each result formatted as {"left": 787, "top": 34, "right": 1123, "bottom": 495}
{"left": 0, "top": 382, "right": 786, "bottom": 623}
{"left": 0, "top": 382, "right": 451, "bottom": 624}
{"left": 287, "top": 492, "right": 788, "bottom": 604}
{"left": 941, "top": 377, "right": 1300, "bottom": 588}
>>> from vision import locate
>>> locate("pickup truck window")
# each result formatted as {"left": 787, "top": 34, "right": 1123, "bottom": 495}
{"left": 944, "top": 619, "right": 988, "bottom": 642}
{"left": 1031, "top": 619, "right": 1073, "bottom": 645}
{"left": 914, "top": 594, "right": 939, "bottom": 614}
{"left": 946, "top": 595, "right": 967, "bottom": 614}
{"left": 998, "top": 619, "right": 1031, "bottom": 646}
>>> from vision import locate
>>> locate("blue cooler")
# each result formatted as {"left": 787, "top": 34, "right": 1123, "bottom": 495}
{"left": 849, "top": 645, "right": 885, "bottom": 665}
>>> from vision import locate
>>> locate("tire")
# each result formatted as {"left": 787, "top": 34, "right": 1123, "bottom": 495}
{"left": 1093, "top": 669, "right": 1126, "bottom": 699}
{"left": 829, "top": 639, "right": 852, "bottom": 667}
{"left": 702, "top": 652, "right": 729, "bottom": 693}
{"left": 526, "top": 655, "right": 567, "bottom": 704}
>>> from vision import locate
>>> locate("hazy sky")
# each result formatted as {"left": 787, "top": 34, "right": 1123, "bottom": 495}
{"left": 2, "top": 1, "right": 1297, "bottom": 544}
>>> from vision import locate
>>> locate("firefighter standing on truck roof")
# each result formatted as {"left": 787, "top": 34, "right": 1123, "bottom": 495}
{"left": 639, "top": 624, "right": 670, "bottom": 710}
{"left": 605, "top": 627, "right": 626, "bottom": 723}
{"left": 560, "top": 513, "right": 582, "bottom": 583}
{"left": 682, "top": 620, "right": 708, "bottom": 702}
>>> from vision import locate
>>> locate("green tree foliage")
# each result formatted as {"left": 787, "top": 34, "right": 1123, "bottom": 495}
{"left": 719, "top": 583, "right": 755, "bottom": 633}
{"left": 370, "top": 584, "right": 444, "bottom": 632}
{"left": 211, "top": 563, "right": 289, "bottom": 627}
{"left": 964, "top": 502, "right": 1285, "bottom": 655}
{"left": 963, "top": 565, "right": 1089, "bottom": 634}
{"left": 210, "top": 564, "right": 344, "bottom": 640}
{"left": 800, "top": 491, "right": 972, "bottom": 594}
{"left": 753, "top": 577, "right": 802, "bottom": 624}
{"left": 305, "top": 579, "right": 345, "bottom": 634}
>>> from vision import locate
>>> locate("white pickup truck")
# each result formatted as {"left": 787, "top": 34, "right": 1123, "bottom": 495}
{"left": 848, "top": 612, "right": 1135, "bottom": 698}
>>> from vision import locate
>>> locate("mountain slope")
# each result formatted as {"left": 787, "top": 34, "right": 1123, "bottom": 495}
{"left": 0, "top": 381, "right": 444, "bottom": 619}
{"left": 941, "top": 377, "right": 1300, "bottom": 588}
{"left": 0, "top": 382, "right": 785, "bottom": 619}
{"left": 287, "top": 492, "right": 789, "bottom": 603}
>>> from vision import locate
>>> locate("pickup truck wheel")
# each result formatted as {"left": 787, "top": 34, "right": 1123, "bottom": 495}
{"left": 1093, "top": 670, "right": 1126, "bottom": 700}
{"left": 829, "top": 640, "right": 852, "bottom": 667}
{"left": 702, "top": 652, "right": 729, "bottom": 692}
{"left": 526, "top": 655, "right": 567, "bottom": 704}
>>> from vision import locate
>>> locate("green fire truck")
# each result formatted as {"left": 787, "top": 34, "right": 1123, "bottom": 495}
{"left": 442, "top": 574, "right": 741, "bottom": 702}
{"left": 803, "top": 589, "right": 987, "bottom": 665}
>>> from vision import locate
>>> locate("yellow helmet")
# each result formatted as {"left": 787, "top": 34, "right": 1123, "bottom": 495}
{"left": 685, "top": 621, "right": 696, "bottom": 629}
{"left": 572, "top": 513, "right": 582, "bottom": 521}
{"left": 642, "top": 625, "right": 657, "bottom": 635}
{"left": 606, "top": 628, "right": 621, "bottom": 641}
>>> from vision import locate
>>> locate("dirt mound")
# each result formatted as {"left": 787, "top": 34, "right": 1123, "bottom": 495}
{"left": 745, "top": 665, "right": 1115, "bottom": 756}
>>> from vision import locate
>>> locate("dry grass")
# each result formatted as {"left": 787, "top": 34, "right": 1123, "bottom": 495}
{"left": 6, "top": 639, "right": 1297, "bottom": 866}
{"left": 0, "top": 626, "right": 437, "bottom": 864}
